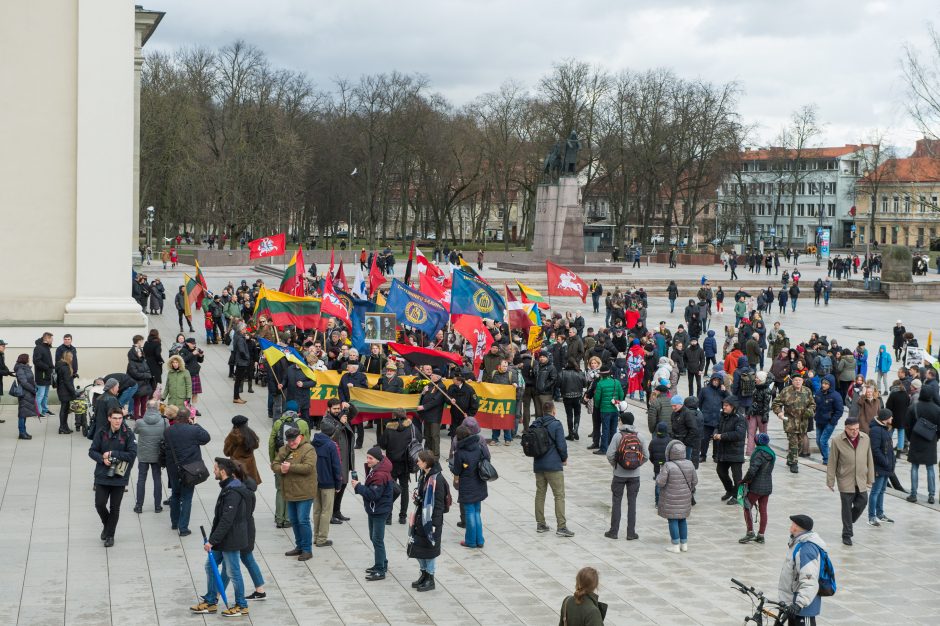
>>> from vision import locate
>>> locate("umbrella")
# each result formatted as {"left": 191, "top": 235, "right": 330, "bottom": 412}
{"left": 388, "top": 342, "right": 462, "bottom": 371}
{"left": 200, "top": 526, "right": 228, "bottom": 608}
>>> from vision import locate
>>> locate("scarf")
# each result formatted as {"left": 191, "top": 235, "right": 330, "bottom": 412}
{"left": 421, "top": 469, "right": 438, "bottom": 546}
{"left": 754, "top": 444, "right": 776, "bottom": 462}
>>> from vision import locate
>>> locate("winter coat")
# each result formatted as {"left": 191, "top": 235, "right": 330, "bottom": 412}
{"left": 163, "top": 422, "right": 211, "bottom": 484}
{"left": 378, "top": 417, "right": 417, "bottom": 478}
{"left": 813, "top": 384, "right": 844, "bottom": 428}
{"left": 208, "top": 477, "right": 252, "bottom": 552}
{"left": 744, "top": 339, "right": 761, "bottom": 368}
{"left": 91, "top": 392, "right": 122, "bottom": 439}
{"left": 271, "top": 441, "right": 318, "bottom": 501}
{"left": 409, "top": 465, "right": 448, "bottom": 560}
{"left": 179, "top": 345, "right": 202, "bottom": 377}
{"left": 223, "top": 428, "right": 262, "bottom": 484}
{"left": 778, "top": 531, "right": 826, "bottom": 617}
{"left": 558, "top": 368, "right": 586, "bottom": 399}
{"left": 593, "top": 376, "right": 624, "bottom": 413}
{"left": 684, "top": 344, "right": 705, "bottom": 374}
{"left": 54, "top": 343, "right": 79, "bottom": 378}
{"left": 88, "top": 423, "right": 137, "bottom": 487}
{"left": 741, "top": 447, "right": 774, "bottom": 495}
{"left": 534, "top": 360, "right": 558, "bottom": 394}
{"left": 834, "top": 355, "right": 857, "bottom": 383}
{"left": 285, "top": 363, "right": 316, "bottom": 413}
{"left": 133, "top": 408, "right": 167, "bottom": 464}
{"left": 826, "top": 430, "right": 874, "bottom": 492}
{"left": 32, "top": 339, "right": 54, "bottom": 386}
{"left": 749, "top": 381, "right": 773, "bottom": 420}
{"left": 55, "top": 359, "right": 76, "bottom": 404}
{"left": 163, "top": 358, "right": 192, "bottom": 408}
{"left": 906, "top": 385, "right": 940, "bottom": 465}
{"left": 703, "top": 331, "right": 718, "bottom": 359}
{"left": 143, "top": 338, "right": 163, "bottom": 382}
{"left": 232, "top": 332, "right": 252, "bottom": 368}
{"left": 558, "top": 593, "right": 606, "bottom": 626}
{"left": 885, "top": 386, "right": 911, "bottom": 431}
{"left": 606, "top": 425, "right": 650, "bottom": 479}
{"left": 532, "top": 414, "right": 568, "bottom": 473}
{"left": 646, "top": 387, "right": 673, "bottom": 434}
{"left": 874, "top": 346, "right": 892, "bottom": 374}
{"left": 655, "top": 441, "right": 697, "bottom": 520}
{"left": 418, "top": 383, "right": 446, "bottom": 425}
{"left": 451, "top": 434, "right": 488, "bottom": 504}
{"left": 14, "top": 363, "right": 38, "bottom": 420}
{"left": 868, "top": 419, "right": 895, "bottom": 476}
{"left": 312, "top": 433, "right": 343, "bottom": 489}
{"left": 670, "top": 406, "right": 699, "bottom": 451}
{"left": 126, "top": 348, "right": 153, "bottom": 397}
{"left": 714, "top": 408, "right": 746, "bottom": 463}
{"left": 697, "top": 375, "right": 727, "bottom": 428}
{"left": 731, "top": 356, "right": 754, "bottom": 410}
{"left": 355, "top": 456, "right": 395, "bottom": 516}
{"left": 854, "top": 395, "right": 883, "bottom": 434}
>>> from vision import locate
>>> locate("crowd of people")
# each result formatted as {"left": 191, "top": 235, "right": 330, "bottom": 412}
{"left": 3, "top": 252, "right": 939, "bottom": 625}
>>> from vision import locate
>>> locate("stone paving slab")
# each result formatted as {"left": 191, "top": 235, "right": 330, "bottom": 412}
{"left": 2, "top": 265, "right": 940, "bottom": 625}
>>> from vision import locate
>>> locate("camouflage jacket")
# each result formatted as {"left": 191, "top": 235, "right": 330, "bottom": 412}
{"left": 771, "top": 385, "right": 816, "bottom": 433}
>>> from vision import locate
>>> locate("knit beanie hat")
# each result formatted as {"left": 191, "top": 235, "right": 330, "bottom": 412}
{"left": 670, "top": 395, "right": 684, "bottom": 406}
{"left": 755, "top": 433, "right": 770, "bottom": 446}
{"left": 366, "top": 446, "right": 384, "bottom": 462}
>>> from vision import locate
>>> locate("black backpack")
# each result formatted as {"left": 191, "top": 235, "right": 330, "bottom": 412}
{"left": 521, "top": 420, "right": 552, "bottom": 458}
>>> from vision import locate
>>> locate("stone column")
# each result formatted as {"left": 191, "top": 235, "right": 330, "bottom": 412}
{"left": 64, "top": 0, "right": 147, "bottom": 326}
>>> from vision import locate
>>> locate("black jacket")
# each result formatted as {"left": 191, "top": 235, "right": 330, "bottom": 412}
{"left": 450, "top": 435, "right": 488, "bottom": 504}
{"left": 208, "top": 477, "right": 252, "bottom": 552}
{"left": 558, "top": 368, "right": 585, "bottom": 399}
{"left": 447, "top": 382, "right": 479, "bottom": 435}
{"left": 0, "top": 351, "right": 10, "bottom": 396}
{"left": 163, "top": 422, "right": 211, "bottom": 483}
{"left": 375, "top": 374, "right": 404, "bottom": 394}
{"left": 285, "top": 364, "right": 316, "bottom": 411}
{"left": 266, "top": 356, "right": 288, "bottom": 392}
{"left": 533, "top": 359, "right": 557, "bottom": 394}
{"left": 55, "top": 360, "right": 76, "bottom": 404}
{"left": 143, "top": 339, "right": 163, "bottom": 381}
{"left": 418, "top": 384, "right": 446, "bottom": 425}
{"left": 55, "top": 344, "right": 79, "bottom": 378}
{"left": 670, "top": 407, "right": 699, "bottom": 451}
{"left": 869, "top": 420, "right": 895, "bottom": 476}
{"left": 180, "top": 345, "right": 203, "bottom": 377}
{"left": 126, "top": 348, "right": 153, "bottom": 396}
{"left": 684, "top": 344, "right": 705, "bottom": 374}
{"left": 409, "top": 466, "right": 448, "bottom": 560}
{"left": 91, "top": 392, "right": 122, "bottom": 439}
{"left": 232, "top": 333, "right": 252, "bottom": 368}
{"left": 88, "top": 423, "right": 137, "bottom": 487}
{"left": 741, "top": 447, "right": 774, "bottom": 495}
{"left": 907, "top": 387, "right": 940, "bottom": 465}
{"left": 378, "top": 418, "right": 417, "bottom": 477}
{"left": 33, "top": 338, "right": 54, "bottom": 385}
{"left": 714, "top": 408, "right": 746, "bottom": 463}
{"left": 338, "top": 371, "right": 368, "bottom": 402}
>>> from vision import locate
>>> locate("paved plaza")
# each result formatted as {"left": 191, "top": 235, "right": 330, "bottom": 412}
{"left": 2, "top": 262, "right": 940, "bottom": 625}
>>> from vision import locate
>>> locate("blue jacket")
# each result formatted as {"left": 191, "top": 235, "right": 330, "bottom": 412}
{"left": 312, "top": 433, "right": 342, "bottom": 489}
{"left": 869, "top": 419, "right": 895, "bottom": 476}
{"left": 697, "top": 373, "right": 727, "bottom": 428}
{"left": 532, "top": 414, "right": 568, "bottom": 473}
{"left": 874, "top": 346, "right": 892, "bottom": 374}
{"left": 813, "top": 381, "right": 844, "bottom": 427}
{"left": 805, "top": 373, "right": 822, "bottom": 395}
{"left": 703, "top": 330, "right": 718, "bottom": 358}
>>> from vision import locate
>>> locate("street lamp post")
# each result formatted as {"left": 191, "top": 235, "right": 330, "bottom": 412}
{"left": 816, "top": 183, "right": 824, "bottom": 267}
{"left": 145, "top": 205, "right": 155, "bottom": 254}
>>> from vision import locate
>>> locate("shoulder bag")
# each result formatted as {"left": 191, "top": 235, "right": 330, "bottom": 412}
{"left": 167, "top": 428, "right": 209, "bottom": 487}
{"left": 912, "top": 404, "right": 938, "bottom": 441}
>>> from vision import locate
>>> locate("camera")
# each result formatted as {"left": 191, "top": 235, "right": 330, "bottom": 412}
{"left": 105, "top": 459, "right": 118, "bottom": 477}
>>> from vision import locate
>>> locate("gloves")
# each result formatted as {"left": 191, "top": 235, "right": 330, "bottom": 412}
{"left": 778, "top": 602, "right": 797, "bottom": 618}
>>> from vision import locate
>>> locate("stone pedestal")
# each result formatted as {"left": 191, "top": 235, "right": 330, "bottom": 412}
{"left": 532, "top": 176, "right": 584, "bottom": 264}
{"left": 881, "top": 245, "right": 913, "bottom": 283}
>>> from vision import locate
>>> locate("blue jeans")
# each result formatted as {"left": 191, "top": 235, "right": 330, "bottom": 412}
{"left": 669, "top": 299, "right": 676, "bottom": 313}
{"left": 816, "top": 423, "right": 835, "bottom": 463}
{"left": 237, "top": 550, "right": 264, "bottom": 588}
{"left": 417, "top": 557, "right": 436, "bottom": 575}
{"left": 18, "top": 417, "right": 27, "bottom": 435}
{"left": 36, "top": 385, "right": 50, "bottom": 414}
{"left": 868, "top": 475, "right": 888, "bottom": 519}
{"left": 823, "top": 291, "right": 830, "bottom": 304}
{"left": 911, "top": 464, "right": 936, "bottom": 498}
{"left": 894, "top": 428, "right": 905, "bottom": 450}
{"left": 791, "top": 298, "right": 798, "bottom": 312}
{"left": 287, "top": 499, "right": 314, "bottom": 552}
{"left": 367, "top": 514, "right": 387, "bottom": 573}
{"left": 600, "top": 412, "right": 618, "bottom": 451}
{"left": 118, "top": 384, "right": 138, "bottom": 411}
{"left": 667, "top": 518, "right": 688, "bottom": 544}
{"left": 169, "top": 479, "right": 195, "bottom": 532}
{"left": 204, "top": 550, "right": 246, "bottom": 608}
{"left": 491, "top": 428, "right": 513, "bottom": 442}
{"left": 464, "top": 501, "right": 484, "bottom": 547}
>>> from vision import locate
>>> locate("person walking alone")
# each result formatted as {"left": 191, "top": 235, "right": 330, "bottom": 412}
{"left": 88, "top": 408, "right": 137, "bottom": 547}
{"left": 826, "top": 417, "right": 874, "bottom": 546}
{"left": 777, "top": 514, "right": 826, "bottom": 625}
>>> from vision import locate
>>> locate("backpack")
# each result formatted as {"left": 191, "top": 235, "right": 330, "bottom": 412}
{"left": 407, "top": 424, "right": 424, "bottom": 473}
{"left": 275, "top": 415, "right": 298, "bottom": 451}
{"left": 521, "top": 420, "right": 552, "bottom": 458}
{"left": 614, "top": 431, "right": 647, "bottom": 470}
{"left": 627, "top": 354, "right": 644, "bottom": 374}
{"left": 793, "top": 542, "right": 837, "bottom": 597}
{"left": 739, "top": 370, "right": 756, "bottom": 397}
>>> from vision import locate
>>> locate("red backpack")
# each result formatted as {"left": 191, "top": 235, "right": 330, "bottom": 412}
{"left": 615, "top": 431, "right": 647, "bottom": 470}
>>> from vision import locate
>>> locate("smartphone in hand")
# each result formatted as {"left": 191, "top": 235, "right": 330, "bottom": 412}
{"left": 350, "top": 470, "right": 359, "bottom": 482}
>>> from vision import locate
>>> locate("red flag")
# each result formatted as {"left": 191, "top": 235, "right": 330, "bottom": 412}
{"left": 453, "top": 314, "right": 493, "bottom": 378}
{"left": 335, "top": 260, "right": 349, "bottom": 291}
{"left": 416, "top": 247, "right": 450, "bottom": 286}
{"left": 279, "top": 246, "right": 306, "bottom": 296}
{"left": 504, "top": 284, "right": 533, "bottom": 331}
{"left": 420, "top": 271, "right": 451, "bottom": 311}
{"left": 321, "top": 276, "right": 351, "bottom": 330}
{"left": 545, "top": 260, "right": 588, "bottom": 303}
{"left": 248, "top": 233, "right": 286, "bottom": 259}
{"left": 404, "top": 240, "right": 416, "bottom": 286}
{"left": 369, "top": 251, "right": 385, "bottom": 296}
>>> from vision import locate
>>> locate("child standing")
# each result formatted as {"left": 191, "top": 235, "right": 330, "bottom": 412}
{"left": 204, "top": 310, "right": 215, "bottom": 345}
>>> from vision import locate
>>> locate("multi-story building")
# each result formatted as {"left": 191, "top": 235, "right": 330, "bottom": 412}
{"left": 855, "top": 138, "right": 940, "bottom": 248}
{"left": 716, "top": 144, "right": 870, "bottom": 248}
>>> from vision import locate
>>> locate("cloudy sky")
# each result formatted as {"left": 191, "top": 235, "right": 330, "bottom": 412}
{"left": 147, "top": 0, "right": 938, "bottom": 150}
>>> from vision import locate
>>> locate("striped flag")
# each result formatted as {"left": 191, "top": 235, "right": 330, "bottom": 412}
{"left": 516, "top": 280, "right": 550, "bottom": 309}
{"left": 254, "top": 285, "right": 322, "bottom": 329}
{"left": 504, "top": 284, "right": 533, "bottom": 331}
{"left": 279, "top": 246, "right": 306, "bottom": 296}
{"left": 349, "top": 387, "right": 422, "bottom": 423}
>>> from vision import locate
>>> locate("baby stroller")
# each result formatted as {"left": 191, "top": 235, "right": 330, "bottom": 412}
{"left": 72, "top": 383, "right": 104, "bottom": 438}
{"left": 255, "top": 354, "right": 269, "bottom": 387}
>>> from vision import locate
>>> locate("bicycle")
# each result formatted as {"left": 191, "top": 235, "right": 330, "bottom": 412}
{"left": 731, "top": 578, "right": 786, "bottom": 625}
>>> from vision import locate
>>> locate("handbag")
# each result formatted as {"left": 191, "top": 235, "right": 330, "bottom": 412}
{"left": 8, "top": 380, "right": 24, "bottom": 398}
{"left": 912, "top": 405, "right": 938, "bottom": 441}
{"left": 167, "top": 428, "right": 209, "bottom": 487}
{"left": 477, "top": 456, "right": 499, "bottom": 482}
{"left": 157, "top": 418, "right": 169, "bottom": 468}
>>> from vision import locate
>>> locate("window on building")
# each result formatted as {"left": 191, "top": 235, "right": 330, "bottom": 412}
{"left": 933, "top": 196, "right": 939, "bottom": 210}
{"left": 870, "top": 194, "right": 876, "bottom": 212}
{"left": 918, "top": 227, "right": 925, "bottom": 245}
{"left": 882, "top": 195, "right": 888, "bottom": 212}
{"left": 797, "top": 182, "right": 805, "bottom": 195}
{"left": 703, "top": 205, "right": 710, "bottom": 215}
{"left": 893, "top": 196, "right": 899, "bottom": 212}
{"left": 757, "top": 162, "right": 768, "bottom": 172}
{"left": 828, "top": 204, "right": 835, "bottom": 217}
{"left": 904, "top": 196, "right": 911, "bottom": 212}
{"left": 891, "top": 228, "right": 898, "bottom": 244}
{"left": 797, "top": 225, "right": 805, "bottom": 238}
{"left": 859, "top": 225, "right": 866, "bottom": 240}
{"left": 880, "top": 226, "right": 887, "bottom": 244}
{"left": 807, "top": 204, "right": 814, "bottom": 217}
{"left": 825, "top": 182, "right": 837, "bottom": 194}
{"left": 809, "top": 182, "right": 817, "bottom": 195}
{"left": 797, "top": 203, "right": 805, "bottom": 216}
{"left": 930, "top": 227, "right": 936, "bottom": 239}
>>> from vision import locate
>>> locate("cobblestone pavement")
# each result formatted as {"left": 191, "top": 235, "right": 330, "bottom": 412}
{"left": 1, "top": 264, "right": 938, "bottom": 625}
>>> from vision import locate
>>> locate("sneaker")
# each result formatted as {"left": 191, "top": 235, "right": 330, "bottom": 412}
{"left": 907, "top": 494, "right": 918, "bottom": 503}
{"left": 720, "top": 493, "right": 733, "bottom": 501}
{"left": 556, "top": 527, "right": 575, "bottom": 538}
{"left": 592, "top": 449, "right": 606, "bottom": 455}
{"left": 190, "top": 602, "right": 218, "bottom": 614}
{"left": 456, "top": 521, "right": 466, "bottom": 528}
{"left": 665, "top": 544, "right": 680, "bottom": 553}
{"left": 679, "top": 542, "right": 688, "bottom": 552}
{"left": 878, "top": 515, "right": 894, "bottom": 524}
{"left": 155, "top": 507, "right": 163, "bottom": 513}
{"left": 867, "top": 518, "right": 880, "bottom": 527}
{"left": 604, "top": 530, "right": 618, "bottom": 540}
{"left": 536, "top": 523, "right": 550, "bottom": 533}
{"left": 842, "top": 536, "right": 853, "bottom": 546}
{"left": 133, "top": 505, "right": 142, "bottom": 514}
{"left": 586, "top": 444, "right": 599, "bottom": 450}
{"left": 330, "top": 517, "right": 343, "bottom": 525}
{"left": 504, "top": 440, "right": 511, "bottom": 446}
{"left": 739, "top": 532, "right": 756, "bottom": 544}
{"left": 726, "top": 498, "right": 738, "bottom": 506}
{"left": 626, "top": 533, "right": 639, "bottom": 540}
{"left": 179, "top": 529, "right": 192, "bottom": 537}
{"left": 221, "top": 606, "right": 248, "bottom": 617}
{"left": 754, "top": 534, "right": 765, "bottom": 544}
{"left": 315, "top": 540, "right": 333, "bottom": 547}
{"left": 365, "top": 571, "right": 386, "bottom": 581}
{"left": 929, "top": 496, "right": 935, "bottom": 504}
{"left": 246, "top": 591, "right": 267, "bottom": 601}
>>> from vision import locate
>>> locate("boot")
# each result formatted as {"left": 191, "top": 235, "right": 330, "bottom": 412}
{"left": 411, "top": 570, "right": 428, "bottom": 589}
{"left": 416, "top": 573, "right": 435, "bottom": 592}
